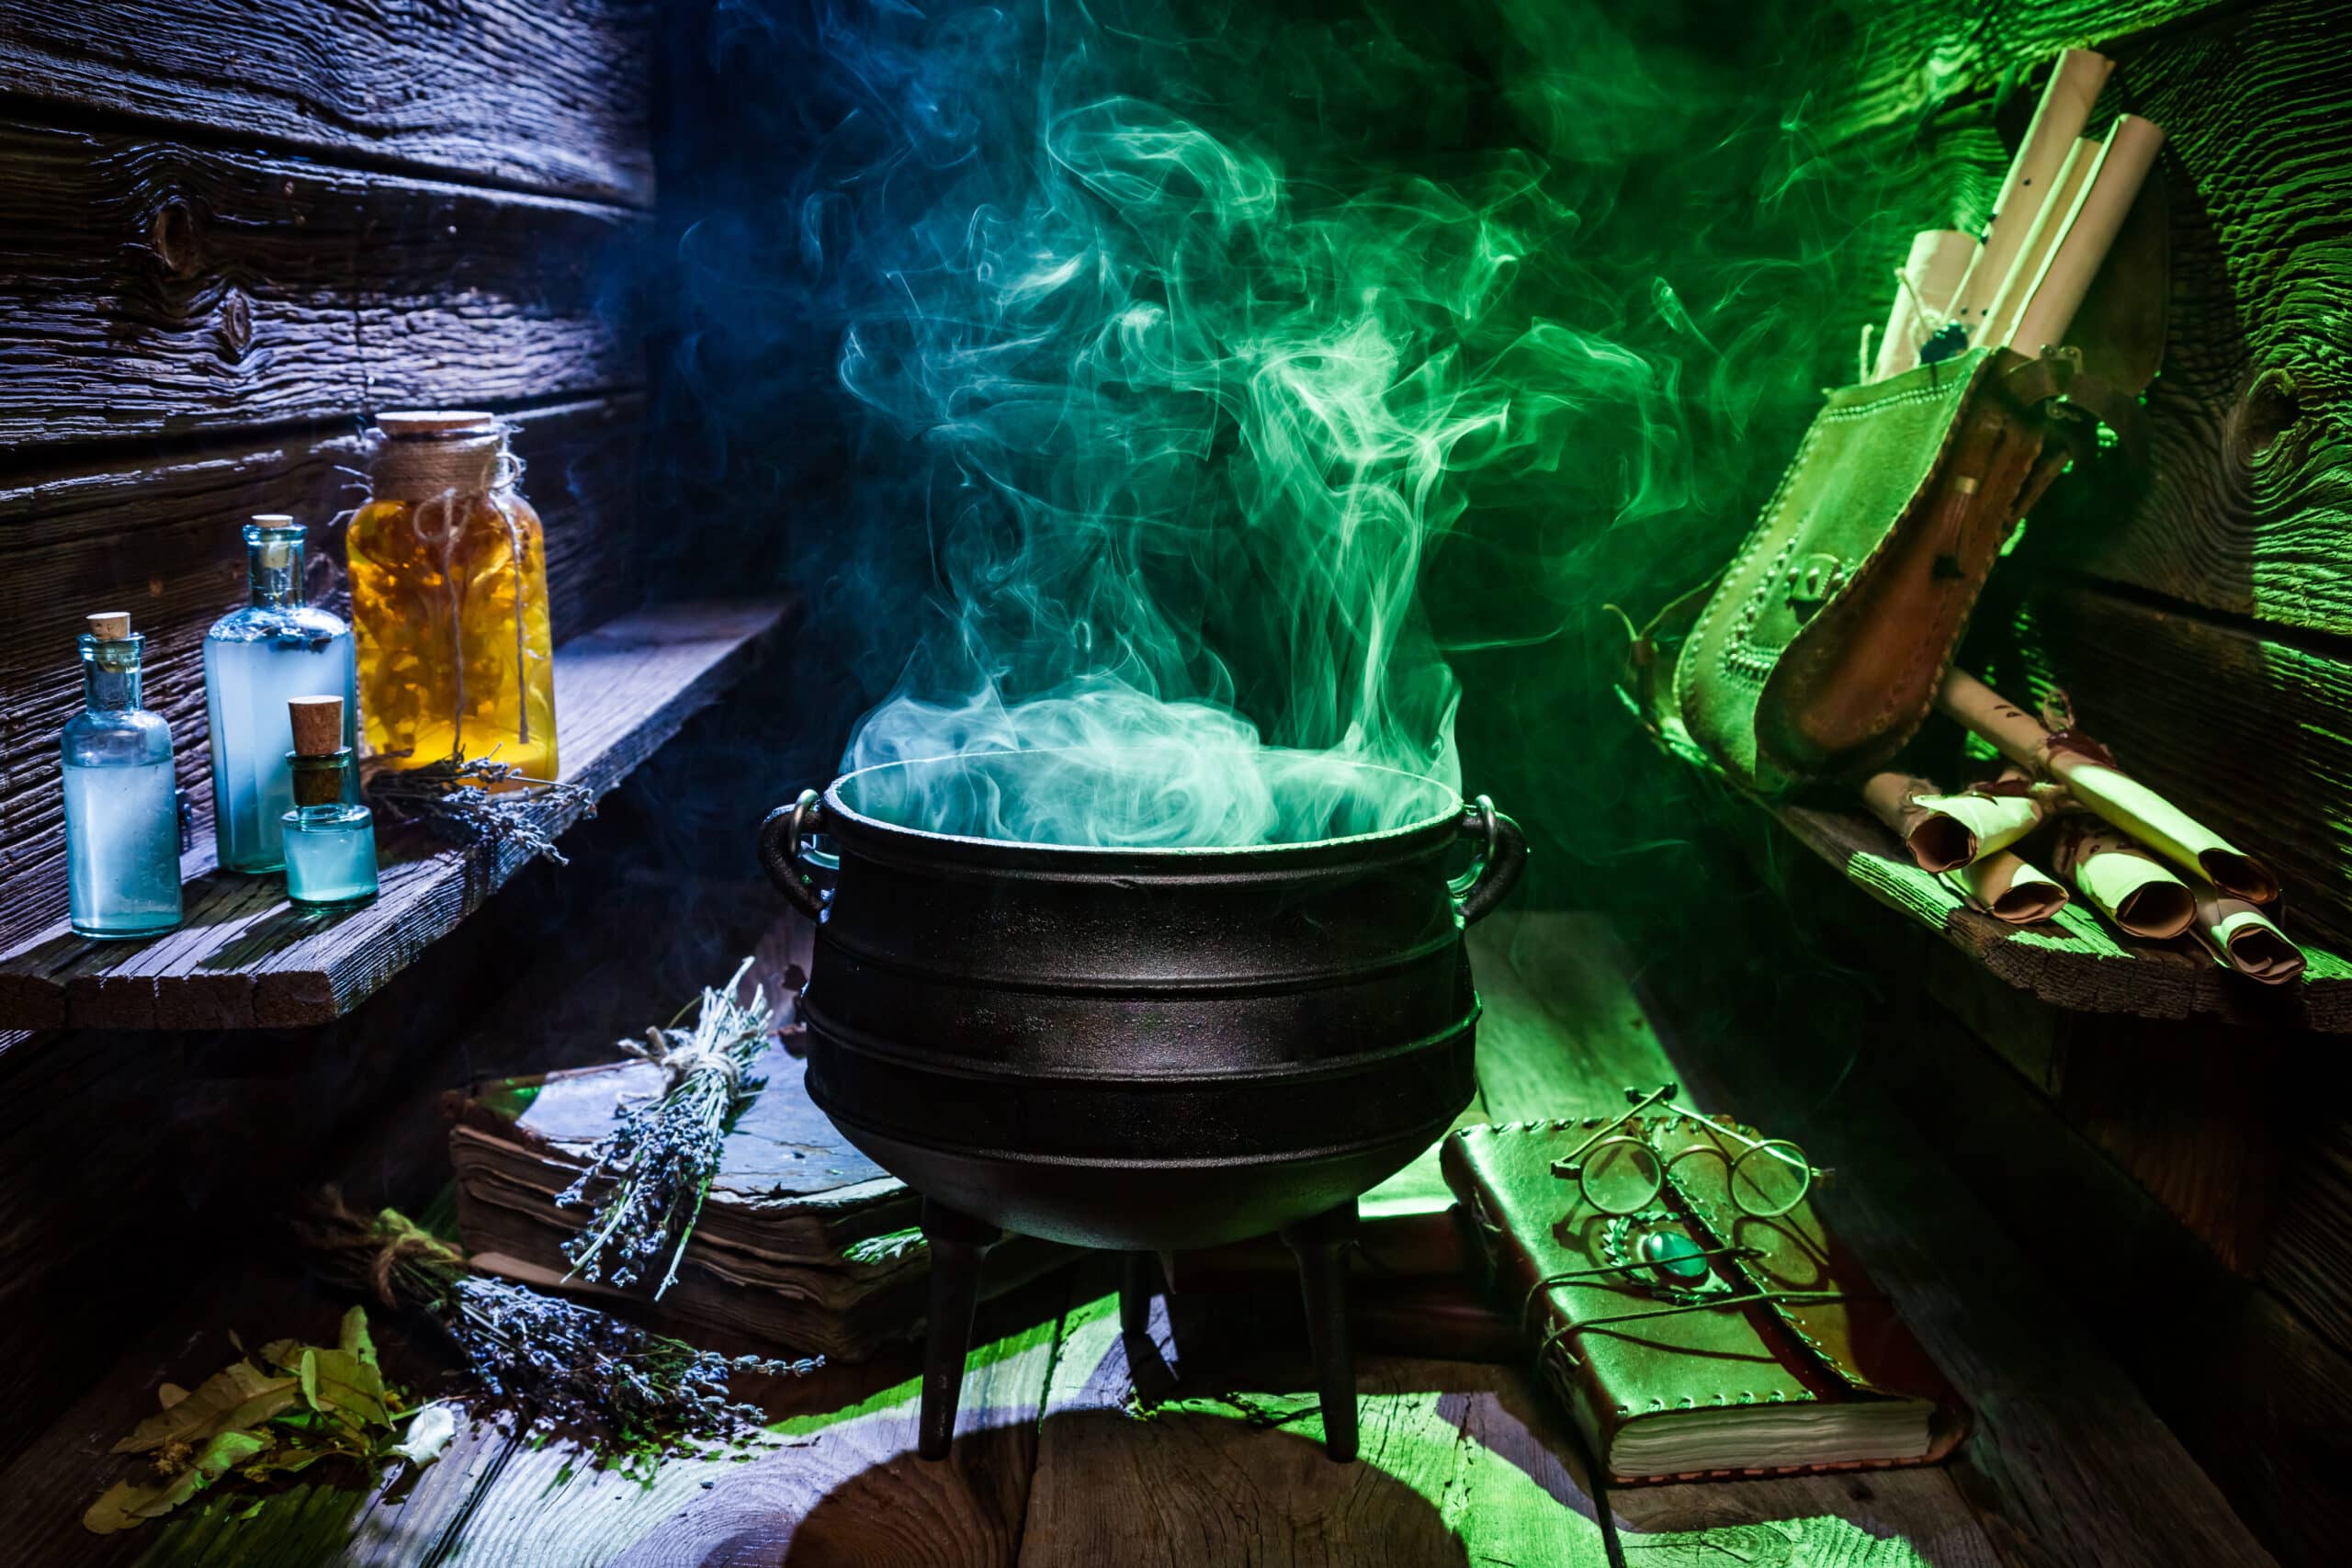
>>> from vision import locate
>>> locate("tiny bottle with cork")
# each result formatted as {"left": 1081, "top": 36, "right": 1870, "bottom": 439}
{"left": 62, "top": 612, "right": 184, "bottom": 939}
{"left": 280, "top": 695, "right": 379, "bottom": 908}
{"left": 203, "top": 513, "right": 357, "bottom": 872}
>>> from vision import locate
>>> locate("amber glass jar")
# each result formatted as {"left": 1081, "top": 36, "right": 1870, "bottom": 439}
{"left": 346, "top": 412, "right": 558, "bottom": 783}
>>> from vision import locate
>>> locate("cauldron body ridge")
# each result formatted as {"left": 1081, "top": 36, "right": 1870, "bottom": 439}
{"left": 765, "top": 753, "right": 1524, "bottom": 1252}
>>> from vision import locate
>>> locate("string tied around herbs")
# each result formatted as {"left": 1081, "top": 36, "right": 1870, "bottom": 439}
{"left": 628, "top": 1031, "right": 751, "bottom": 1097}
{"left": 360, "top": 1208, "right": 466, "bottom": 1310}
{"left": 558, "top": 957, "right": 774, "bottom": 1298}
{"left": 299, "top": 1190, "right": 820, "bottom": 1473}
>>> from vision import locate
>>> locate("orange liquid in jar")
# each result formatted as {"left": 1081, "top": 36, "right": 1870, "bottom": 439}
{"left": 346, "top": 491, "right": 558, "bottom": 783}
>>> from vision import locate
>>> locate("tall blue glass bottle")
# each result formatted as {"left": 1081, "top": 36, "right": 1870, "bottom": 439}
{"left": 62, "top": 613, "right": 183, "bottom": 940}
{"left": 203, "top": 515, "right": 356, "bottom": 873}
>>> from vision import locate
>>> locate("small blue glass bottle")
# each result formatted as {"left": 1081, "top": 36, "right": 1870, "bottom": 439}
{"left": 204, "top": 515, "right": 357, "bottom": 874}
{"left": 281, "top": 695, "right": 379, "bottom": 908}
{"left": 62, "top": 613, "right": 183, "bottom": 940}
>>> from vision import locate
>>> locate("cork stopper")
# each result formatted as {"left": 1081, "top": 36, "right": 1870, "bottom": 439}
{"left": 288, "top": 695, "right": 345, "bottom": 758}
{"left": 251, "top": 513, "right": 297, "bottom": 527}
{"left": 86, "top": 612, "right": 131, "bottom": 640}
{"left": 377, "top": 410, "right": 499, "bottom": 438}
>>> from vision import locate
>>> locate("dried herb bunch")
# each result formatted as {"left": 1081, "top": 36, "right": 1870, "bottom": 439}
{"left": 558, "top": 956, "right": 772, "bottom": 1296}
{"left": 302, "top": 1196, "right": 817, "bottom": 1464}
{"left": 365, "top": 753, "right": 594, "bottom": 864}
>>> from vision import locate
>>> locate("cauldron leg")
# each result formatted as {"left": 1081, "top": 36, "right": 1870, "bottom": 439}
{"left": 1280, "top": 1200, "right": 1360, "bottom": 1463}
{"left": 1119, "top": 1250, "right": 1156, "bottom": 1340}
{"left": 1119, "top": 1251, "right": 1180, "bottom": 1402}
{"left": 916, "top": 1198, "right": 1000, "bottom": 1462}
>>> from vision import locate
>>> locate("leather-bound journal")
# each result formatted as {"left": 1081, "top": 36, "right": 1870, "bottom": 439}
{"left": 1442, "top": 1118, "right": 1969, "bottom": 1484}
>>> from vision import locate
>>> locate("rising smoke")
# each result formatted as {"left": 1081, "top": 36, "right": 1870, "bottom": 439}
{"left": 662, "top": 0, "right": 1914, "bottom": 856}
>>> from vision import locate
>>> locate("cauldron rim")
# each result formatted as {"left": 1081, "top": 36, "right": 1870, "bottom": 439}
{"left": 820, "top": 749, "right": 1465, "bottom": 865}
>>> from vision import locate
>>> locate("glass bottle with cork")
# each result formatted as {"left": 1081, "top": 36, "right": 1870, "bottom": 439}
{"left": 281, "top": 695, "right": 379, "bottom": 908}
{"left": 62, "top": 611, "right": 183, "bottom": 939}
{"left": 345, "top": 412, "right": 557, "bottom": 784}
{"left": 202, "top": 513, "right": 357, "bottom": 872}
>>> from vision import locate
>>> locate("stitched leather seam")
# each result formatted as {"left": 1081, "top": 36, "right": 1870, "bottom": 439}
{"left": 1818, "top": 380, "right": 1957, "bottom": 421}
{"left": 1753, "top": 367, "right": 1993, "bottom": 682}
{"left": 1677, "top": 413, "right": 1826, "bottom": 721}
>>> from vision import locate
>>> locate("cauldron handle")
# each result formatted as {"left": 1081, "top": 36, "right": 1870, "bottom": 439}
{"left": 1452, "top": 795, "right": 1528, "bottom": 926}
{"left": 759, "top": 788, "right": 831, "bottom": 922}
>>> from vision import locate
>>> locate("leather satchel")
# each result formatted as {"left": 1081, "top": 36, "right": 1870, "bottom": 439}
{"left": 1638, "top": 175, "right": 2167, "bottom": 797}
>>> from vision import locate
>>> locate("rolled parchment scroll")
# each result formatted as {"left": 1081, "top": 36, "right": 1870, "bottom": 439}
{"left": 2005, "top": 114, "right": 2167, "bottom": 355}
{"left": 1861, "top": 767, "right": 2056, "bottom": 872}
{"left": 2190, "top": 888, "right": 2306, "bottom": 985}
{"left": 1914, "top": 766, "right": 2059, "bottom": 865}
{"left": 1871, "top": 230, "right": 1978, "bottom": 380}
{"left": 1943, "top": 852, "right": 2070, "bottom": 924}
{"left": 1936, "top": 669, "right": 2280, "bottom": 904}
{"left": 1976, "top": 138, "right": 2098, "bottom": 350}
{"left": 1862, "top": 772, "right": 1969, "bottom": 871}
{"left": 1940, "top": 49, "right": 2115, "bottom": 333}
{"left": 2048, "top": 814, "right": 2197, "bottom": 939}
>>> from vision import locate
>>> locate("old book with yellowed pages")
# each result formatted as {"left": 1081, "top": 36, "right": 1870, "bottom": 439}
{"left": 447, "top": 1044, "right": 1065, "bottom": 1360}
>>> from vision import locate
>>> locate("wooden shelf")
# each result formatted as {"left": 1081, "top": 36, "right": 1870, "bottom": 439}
{"left": 0, "top": 599, "right": 794, "bottom": 1032}
{"left": 1776, "top": 803, "right": 2352, "bottom": 1032}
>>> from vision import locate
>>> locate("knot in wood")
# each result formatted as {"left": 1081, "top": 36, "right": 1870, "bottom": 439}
{"left": 2237, "top": 366, "right": 2301, "bottom": 461}
{"left": 217, "top": 289, "right": 254, "bottom": 362}
{"left": 148, "top": 197, "right": 201, "bottom": 279}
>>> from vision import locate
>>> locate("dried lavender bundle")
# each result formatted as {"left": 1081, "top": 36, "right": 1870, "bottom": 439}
{"left": 301, "top": 1196, "right": 819, "bottom": 1465}
{"left": 364, "top": 753, "right": 594, "bottom": 865}
{"left": 558, "top": 957, "right": 772, "bottom": 1296}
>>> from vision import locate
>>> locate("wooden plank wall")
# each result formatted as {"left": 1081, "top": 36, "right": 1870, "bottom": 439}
{"left": 0, "top": 8, "right": 654, "bottom": 955}
{"left": 0, "top": 0, "right": 654, "bottom": 1467}
{"left": 1792, "top": 1, "right": 2352, "bottom": 1560}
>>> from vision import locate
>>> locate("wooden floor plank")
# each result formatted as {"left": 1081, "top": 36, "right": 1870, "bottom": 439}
{"left": 1021, "top": 1267, "right": 1987, "bottom": 1568}
{"left": 0, "top": 1267, "right": 515, "bottom": 1568}
{"left": 1011, "top": 914, "right": 2002, "bottom": 1568}
{"left": 438, "top": 1280, "right": 1065, "bottom": 1568}
{"left": 1487, "top": 912, "right": 2278, "bottom": 1568}
{"left": 1020, "top": 1267, "right": 1611, "bottom": 1568}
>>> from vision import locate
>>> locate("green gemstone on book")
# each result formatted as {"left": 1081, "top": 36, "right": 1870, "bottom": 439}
{"left": 1637, "top": 1228, "right": 1711, "bottom": 1283}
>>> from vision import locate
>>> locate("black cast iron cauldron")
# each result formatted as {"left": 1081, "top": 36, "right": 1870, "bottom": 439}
{"left": 760, "top": 752, "right": 1525, "bottom": 1461}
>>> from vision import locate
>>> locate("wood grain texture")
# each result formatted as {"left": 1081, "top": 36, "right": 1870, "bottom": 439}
{"left": 1498, "top": 912, "right": 2277, "bottom": 1568}
{"left": 0, "top": 599, "right": 793, "bottom": 1031}
{"left": 0, "top": 396, "right": 645, "bottom": 954}
{"left": 447, "top": 1289, "right": 1063, "bottom": 1568}
{"left": 1023, "top": 1279, "right": 1612, "bottom": 1568}
{"left": 1770, "top": 802, "right": 2352, "bottom": 1032}
{"left": 2015, "top": 586, "right": 2352, "bottom": 954}
{"left": 2267, "top": 1107, "right": 2352, "bottom": 1359}
{"left": 1029, "top": 1291, "right": 1994, "bottom": 1568}
{"left": 1015, "top": 913, "right": 2001, "bottom": 1568}
{"left": 0, "top": 1, "right": 653, "bottom": 205}
{"left": 1772, "top": 806, "right": 2303, "bottom": 1271}
{"left": 1871, "top": 986, "right": 2338, "bottom": 1567}
{"left": 1805, "top": 0, "right": 2246, "bottom": 144}
{"left": 0, "top": 1264, "right": 524, "bottom": 1568}
{"left": 1802, "top": 1, "right": 2352, "bottom": 637}
{"left": 2024, "top": 0, "right": 2352, "bottom": 638}
{"left": 0, "top": 118, "right": 643, "bottom": 447}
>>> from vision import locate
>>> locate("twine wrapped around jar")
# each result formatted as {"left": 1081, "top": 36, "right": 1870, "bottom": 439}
{"left": 368, "top": 412, "right": 520, "bottom": 502}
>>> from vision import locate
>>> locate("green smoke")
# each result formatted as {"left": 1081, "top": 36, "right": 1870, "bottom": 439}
{"left": 814, "top": 0, "right": 1905, "bottom": 852}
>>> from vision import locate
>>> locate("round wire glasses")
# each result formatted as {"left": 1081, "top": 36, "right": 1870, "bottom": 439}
{"left": 1549, "top": 1083, "right": 1827, "bottom": 1219}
